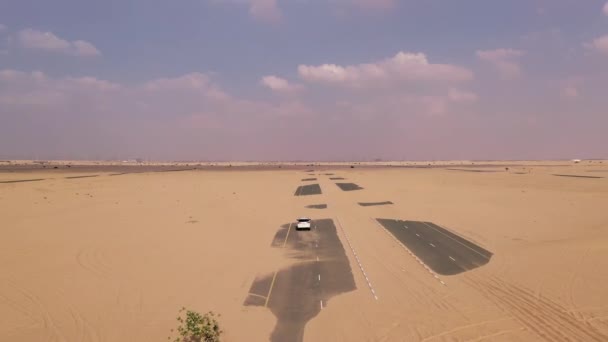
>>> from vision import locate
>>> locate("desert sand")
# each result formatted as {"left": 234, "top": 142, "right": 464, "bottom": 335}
{"left": 1, "top": 161, "right": 608, "bottom": 341}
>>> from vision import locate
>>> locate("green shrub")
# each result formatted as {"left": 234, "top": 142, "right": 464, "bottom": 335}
{"left": 170, "top": 307, "right": 223, "bottom": 342}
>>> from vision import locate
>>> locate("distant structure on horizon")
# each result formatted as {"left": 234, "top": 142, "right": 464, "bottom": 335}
{"left": 121, "top": 158, "right": 145, "bottom": 163}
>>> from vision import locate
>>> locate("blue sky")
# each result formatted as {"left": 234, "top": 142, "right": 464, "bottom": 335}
{"left": 1, "top": 0, "right": 608, "bottom": 160}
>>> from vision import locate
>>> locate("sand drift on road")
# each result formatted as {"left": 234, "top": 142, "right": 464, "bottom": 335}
{"left": 245, "top": 220, "right": 356, "bottom": 342}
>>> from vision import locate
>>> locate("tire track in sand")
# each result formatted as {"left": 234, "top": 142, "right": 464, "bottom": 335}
{"left": 0, "top": 278, "right": 66, "bottom": 342}
{"left": 465, "top": 275, "right": 606, "bottom": 341}
{"left": 76, "top": 247, "right": 113, "bottom": 278}
{"left": 565, "top": 247, "right": 591, "bottom": 323}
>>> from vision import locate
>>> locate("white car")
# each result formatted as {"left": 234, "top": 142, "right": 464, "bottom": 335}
{"left": 296, "top": 217, "right": 312, "bottom": 230}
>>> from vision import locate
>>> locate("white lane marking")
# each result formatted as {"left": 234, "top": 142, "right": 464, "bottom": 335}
{"left": 404, "top": 225, "right": 409, "bottom": 229}
{"left": 430, "top": 243, "right": 436, "bottom": 247}
{"left": 336, "top": 216, "right": 379, "bottom": 300}
{"left": 372, "top": 218, "right": 447, "bottom": 287}
{"left": 449, "top": 256, "right": 456, "bottom": 262}
{"left": 282, "top": 223, "right": 293, "bottom": 248}
{"left": 416, "top": 233, "right": 420, "bottom": 237}
{"left": 247, "top": 293, "right": 267, "bottom": 300}
{"left": 421, "top": 222, "right": 490, "bottom": 260}
{"left": 318, "top": 274, "right": 321, "bottom": 281}
{"left": 320, "top": 300, "right": 324, "bottom": 309}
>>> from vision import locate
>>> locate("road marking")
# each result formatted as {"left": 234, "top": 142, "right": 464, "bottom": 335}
{"left": 320, "top": 300, "right": 324, "bottom": 309}
{"left": 247, "top": 293, "right": 267, "bottom": 300}
{"left": 421, "top": 222, "right": 490, "bottom": 260}
{"left": 449, "top": 256, "right": 456, "bottom": 261}
{"left": 316, "top": 256, "right": 319, "bottom": 262}
{"left": 416, "top": 233, "right": 420, "bottom": 237}
{"left": 265, "top": 271, "right": 278, "bottom": 307}
{"left": 372, "top": 218, "right": 447, "bottom": 287}
{"left": 430, "top": 243, "right": 436, "bottom": 247}
{"left": 282, "top": 223, "right": 293, "bottom": 248}
{"left": 318, "top": 274, "right": 321, "bottom": 281}
{"left": 336, "top": 216, "right": 379, "bottom": 300}
{"left": 404, "top": 225, "right": 409, "bottom": 229}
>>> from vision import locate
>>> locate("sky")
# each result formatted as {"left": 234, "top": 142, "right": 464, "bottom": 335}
{"left": 1, "top": 0, "right": 607, "bottom": 161}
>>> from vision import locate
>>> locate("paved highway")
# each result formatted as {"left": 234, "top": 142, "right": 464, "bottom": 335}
{"left": 245, "top": 219, "right": 356, "bottom": 342}
{"left": 294, "top": 183, "right": 322, "bottom": 196}
{"left": 376, "top": 219, "right": 492, "bottom": 275}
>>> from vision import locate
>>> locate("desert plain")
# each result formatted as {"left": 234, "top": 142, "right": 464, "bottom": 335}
{"left": 1, "top": 160, "right": 608, "bottom": 341}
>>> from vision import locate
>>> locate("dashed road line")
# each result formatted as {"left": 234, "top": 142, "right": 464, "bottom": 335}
{"left": 422, "top": 222, "right": 490, "bottom": 260}
{"left": 318, "top": 274, "right": 321, "bottom": 281}
{"left": 336, "top": 216, "right": 379, "bottom": 300}
{"left": 416, "top": 233, "right": 420, "bottom": 237}
{"left": 430, "top": 243, "right": 436, "bottom": 247}
{"left": 320, "top": 300, "right": 324, "bottom": 309}
{"left": 449, "top": 256, "right": 456, "bottom": 262}
{"left": 372, "top": 218, "right": 447, "bottom": 286}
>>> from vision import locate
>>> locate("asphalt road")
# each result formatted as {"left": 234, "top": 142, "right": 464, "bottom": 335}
{"left": 65, "top": 175, "right": 100, "bottom": 179}
{"left": 245, "top": 219, "right": 356, "bottom": 342}
{"left": 552, "top": 174, "right": 604, "bottom": 179}
{"left": 359, "top": 201, "right": 393, "bottom": 207}
{"left": 446, "top": 169, "right": 502, "bottom": 173}
{"left": 335, "top": 183, "right": 364, "bottom": 191}
{"left": 376, "top": 219, "right": 492, "bottom": 275}
{"left": 0, "top": 178, "right": 45, "bottom": 184}
{"left": 294, "top": 184, "right": 322, "bottom": 196}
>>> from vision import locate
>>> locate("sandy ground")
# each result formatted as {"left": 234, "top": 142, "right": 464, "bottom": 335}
{"left": 1, "top": 161, "right": 608, "bottom": 341}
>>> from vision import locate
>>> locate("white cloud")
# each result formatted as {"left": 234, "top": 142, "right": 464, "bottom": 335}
{"left": 476, "top": 48, "right": 525, "bottom": 79}
{"left": 604, "top": 2, "right": 608, "bottom": 16}
{"left": 260, "top": 75, "right": 303, "bottom": 93}
{"left": 448, "top": 88, "right": 478, "bottom": 103}
{"left": 585, "top": 35, "right": 608, "bottom": 55}
{"left": 144, "top": 72, "right": 229, "bottom": 101}
{"left": 16, "top": 28, "right": 101, "bottom": 57}
{"left": 298, "top": 51, "right": 473, "bottom": 87}
{"left": 0, "top": 70, "right": 121, "bottom": 108}
{"left": 72, "top": 40, "right": 101, "bottom": 57}
{"left": 0, "top": 69, "right": 327, "bottom": 162}
{"left": 0, "top": 69, "right": 314, "bottom": 126}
